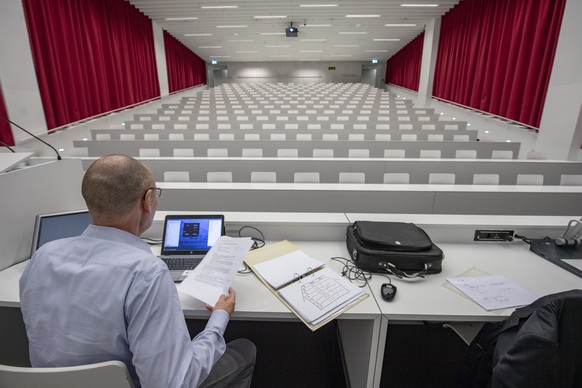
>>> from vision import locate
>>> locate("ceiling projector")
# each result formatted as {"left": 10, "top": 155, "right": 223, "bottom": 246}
{"left": 285, "top": 23, "right": 298, "bottom": 37}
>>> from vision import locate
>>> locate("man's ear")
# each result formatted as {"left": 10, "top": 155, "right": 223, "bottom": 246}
{"left": 141, "top": 190, "right": 153, "bottom": 213}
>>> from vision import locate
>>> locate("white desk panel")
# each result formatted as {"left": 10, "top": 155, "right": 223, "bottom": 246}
{"left": 367, "top": 243, "right": 582, "bottom": 322}
{"left": 0, "top": 152, "right": 33, "bottom": 173}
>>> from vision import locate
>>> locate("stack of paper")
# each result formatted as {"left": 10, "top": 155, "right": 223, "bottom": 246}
{"left": 245, "top": 240, "right": 368, "bottom": 330}
{"left": 278, "top": 267, "right": 366, "bottom": 326}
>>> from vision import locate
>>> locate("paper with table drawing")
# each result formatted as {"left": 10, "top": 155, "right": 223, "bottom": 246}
{"left": 447, "top": 274, "right": 537, "bottom": 311}
{"left": 178, "top": 236, "right": 253, "bottom": 306}
{"left": 278, "top": 267, "right": 366, "bottom": 325}
{"left": 253, "top": 250, "right": 325, "bottom": 289}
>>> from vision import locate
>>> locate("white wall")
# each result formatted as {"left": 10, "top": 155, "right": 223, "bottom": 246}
{"left": 536, "top": 0, "right": 582, "bottom": 160}
{"left": 223, "top": 61, "right": 375, "bottom": 84}
{"left": 0, "top": 0, "right": 47, "bottom": 143}
{"left": 152, "top": 21, "right": 169, "bottom": 98}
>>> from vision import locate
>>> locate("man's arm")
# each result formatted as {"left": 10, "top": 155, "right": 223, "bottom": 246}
{"left": 125, "top": 270, "right": 231, "bottom": 388}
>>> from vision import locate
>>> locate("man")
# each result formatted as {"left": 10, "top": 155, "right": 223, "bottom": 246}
{"left": 19, "top": 154, "right": 256, "bottom": 387}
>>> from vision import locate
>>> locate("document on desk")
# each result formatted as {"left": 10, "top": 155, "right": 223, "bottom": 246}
{"left": 447, "top": 274, "right": 537, "bottom": 311}
{"left": 178, "top": 236, "right": 253, "bottom": 306}
{"left": 253, "top": 250, "right": 325, "bottom": 289}
{"left": 245, "top": 240, "right": 369, "bottom": 330}
{"left": 278, "top": 267, "right": 366, "bottom": 326}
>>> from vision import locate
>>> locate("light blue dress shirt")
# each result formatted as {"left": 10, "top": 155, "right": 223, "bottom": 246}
{"left": 19, "top": 224, "right": 229, "bottom": 388}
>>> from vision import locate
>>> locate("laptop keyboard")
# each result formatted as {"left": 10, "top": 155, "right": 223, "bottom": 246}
{"left": 162, "top": 257, "right": 203, "bottom": 270}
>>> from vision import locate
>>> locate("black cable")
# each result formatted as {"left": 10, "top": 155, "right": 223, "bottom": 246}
{"left": 237, "top": 225, "right": 265, "bottom": 250}
{"left": 514, "top": 234, "right": 532, "bottom": 245}
{"left": 331, "top": 256, "right": 374, "bottom": 288}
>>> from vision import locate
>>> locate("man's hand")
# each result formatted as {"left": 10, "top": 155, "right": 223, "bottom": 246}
{"left": 205, "top": 287, "right": 236, "bottom": 316}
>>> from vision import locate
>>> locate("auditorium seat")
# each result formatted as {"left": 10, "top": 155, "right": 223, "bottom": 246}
{"left": 163, "top": 171, "right": 190, "bottom": 182}
{"left": 173, "top": 149, "right": 194, "bottom": 157}
{"left": 383, "top": 173, "right": 410, "bottom": 184}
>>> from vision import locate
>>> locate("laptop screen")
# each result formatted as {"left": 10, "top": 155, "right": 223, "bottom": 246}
{"left": 31, "top": 210, "right": 92, "bottom": 256}
{"left": 161, "top": 215, "right": 225, "bottom": 255}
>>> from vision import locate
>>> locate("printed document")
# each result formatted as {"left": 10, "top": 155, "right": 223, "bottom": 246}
{"left": 278, "top": 267, "right": 365, "bottom": 325}
{"left": 447, "top": 274, "right": 537, "bottom": 311}
{"left": 178, "top": 236, "right": 253, "bottom": 305}
{"left": 253, "top": 250, "right": 325, "bottom": 289}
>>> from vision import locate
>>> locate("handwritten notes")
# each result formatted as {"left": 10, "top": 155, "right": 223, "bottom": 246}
{"left": 447, "top": 274, "right": 537, "bottom": 311}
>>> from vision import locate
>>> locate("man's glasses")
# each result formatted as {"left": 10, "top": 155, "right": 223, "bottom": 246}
{"left": 143, "top": 187, "right": 162, "bottom": 199}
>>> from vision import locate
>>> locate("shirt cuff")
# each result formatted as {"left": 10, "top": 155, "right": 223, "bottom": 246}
{"left": 206, "top": 309, "right": 230, "bottom": 335}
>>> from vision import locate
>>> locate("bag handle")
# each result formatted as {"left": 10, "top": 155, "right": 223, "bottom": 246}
{"left": 386, "top": 262, "right": 427, "bottom": 279}
{"left": 351, "top": 249, "right": 427, "bottom": 279}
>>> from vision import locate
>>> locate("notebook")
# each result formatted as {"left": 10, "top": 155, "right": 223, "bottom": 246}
{"left": 30, "top": 209, "right": 92, "bottom": 257}
{"left": 160, "top": 214, "right": 226, "bottom": 282}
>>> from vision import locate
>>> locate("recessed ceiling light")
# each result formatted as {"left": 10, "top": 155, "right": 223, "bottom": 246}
{"left": 260, "top": 32, "right": 286, "bottom": 35}
{"left": 269, "top": 55, "right": 292, "bottom": 57}
{"left": 254, "top": 15, "right": 287, "bottom": 19}
{"left": 334, "top": 44, "right": 358, "bottom": 47}
{"left": 373, "top": 38, "right": 401, "bottom": 41}
{"left": 400, "top": 4, "right": 439, "bottom": 7}
{"left": 345, "top": 15, "right": 381, "bottom": 18}
{"left": 331, "top": 54, "right": 352, "bottom": 57}
{"left": 199, "top": 46, "right": 223, "bottom": 48}
{"left": 385, "top": 23, "right": 417, "bottom": 27}
{"left": 201, "top": 5, "right": 239, "bottom": 9}
{"left": 216, "top": 25, "right": 247, "bottom": 28}
{"left": 339, "top": 31, "right": 368, "bottom": 35}
{"left": 227, "top": 39, "right": 254, "bottom": 42}
{"left": 300, "top": 39, "right": 327, "bottom": 42}
{"left": 299, "top": 4, "right": 338, "bottom": 7}
{"left": 165, "top": 17, "right": 198, "bottom": 21}
{"left": 236, "top": 51, "right": 259, "bottom": 53}
{"left": 300, "top": 50, "right": 323, "bottom": 53}
{"left": 58, "top": 148, "right": 65, "bottom": 152}
{"left": 185, "top": 33, "right": 212, "bottom": 37}
{"left": 303, "top": 24, "right": 332, "bottom": 27}
{"left": 265, "top": 45, "right": 291, "bottom": 48}
{"left": 365, "top": 49, "right": 388, "bottom": 52}
{"left": 209, "top": 55, "right": 231, "bottom": 58}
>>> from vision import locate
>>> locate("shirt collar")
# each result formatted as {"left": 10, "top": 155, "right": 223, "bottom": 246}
{"left": 82, "top": 224, "right": 152, "bottom": 253}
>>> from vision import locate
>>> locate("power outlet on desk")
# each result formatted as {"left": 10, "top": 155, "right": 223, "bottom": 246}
{"left": 474, "top": 230, "right": 514, "bottom": 242}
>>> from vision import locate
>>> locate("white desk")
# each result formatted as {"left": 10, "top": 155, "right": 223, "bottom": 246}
{"left": 0, "top": 152, "right": 33, "bottom": 173}
{"left": 155, "top": 181, "right": 582, "bottom": 216}
{"left": 2, "top": 213, "right": 582, "bottom": 388}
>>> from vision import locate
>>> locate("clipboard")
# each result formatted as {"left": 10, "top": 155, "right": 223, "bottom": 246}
{"left": 244, "top": 240, "right": 369, "bottom": 331}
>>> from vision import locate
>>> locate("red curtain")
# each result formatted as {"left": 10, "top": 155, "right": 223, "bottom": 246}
{"left": 22, "top": 0, "right": 160, "bottom": 130}
{"left": 164, "top": 31, "right": 207, "bottom": 93}
{"left": 0, "top": 81, "right": 15, "bottom": 146}
{"left": 433, "top": 0, "right": 565, "bottom": 128}
{"left": 385, "top": 32, "right": 424, "bottom": 91}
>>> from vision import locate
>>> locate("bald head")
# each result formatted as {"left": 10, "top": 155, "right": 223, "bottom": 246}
{"left": 82, "top": 155, "right": 154, "bottom": 220}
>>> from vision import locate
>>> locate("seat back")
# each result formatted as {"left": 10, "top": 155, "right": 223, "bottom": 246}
{"left": 0, "top": 360, "right": 135, "bottom": 388}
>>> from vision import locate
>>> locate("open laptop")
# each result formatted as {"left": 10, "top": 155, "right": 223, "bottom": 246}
{"left": 159, "top": 214, "right": 226, "bottom": 282}
{"left": 30, "top": 209, "right": 92, "bottom": 257}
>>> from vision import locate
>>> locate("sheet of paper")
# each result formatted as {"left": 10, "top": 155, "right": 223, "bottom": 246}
{"left": 447, "top": 274, "right": 537, "bottom": 311}
{"left": 177, "top": 236, "right": 253, "bottom": 306}
{"left": 253, "top": 250, "right": 325, "bottom": 289}
{"left": 278, "top": 267, "right": 365, "bottom": 324}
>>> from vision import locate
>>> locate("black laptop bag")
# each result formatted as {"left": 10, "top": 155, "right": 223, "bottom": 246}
{"left": 346, "top": 221, "right": 444, "bottom": 277}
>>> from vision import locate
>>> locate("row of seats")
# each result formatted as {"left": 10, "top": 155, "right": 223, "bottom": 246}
{"left": 160, "top": 170, "right": 582, "bottom": 185}
{"left": 74, "top": 139, "right": 520, "bottom": 159}
{"left": 124, "top": 121, "right": 467, "bottom": 131}
{"left": 92, "top": 129, "right": 477, "bottom": 142}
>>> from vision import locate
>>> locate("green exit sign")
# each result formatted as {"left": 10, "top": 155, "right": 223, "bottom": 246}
{"left": 328, "top": 66, "right": 336, "bottom": 70}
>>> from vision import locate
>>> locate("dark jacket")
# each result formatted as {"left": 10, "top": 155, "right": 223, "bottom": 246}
{"left": 457, "top": 289, "right": 582, "bottom": 388}
{"left": 492, "top": 289, "right": 582, "bottom": 387}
